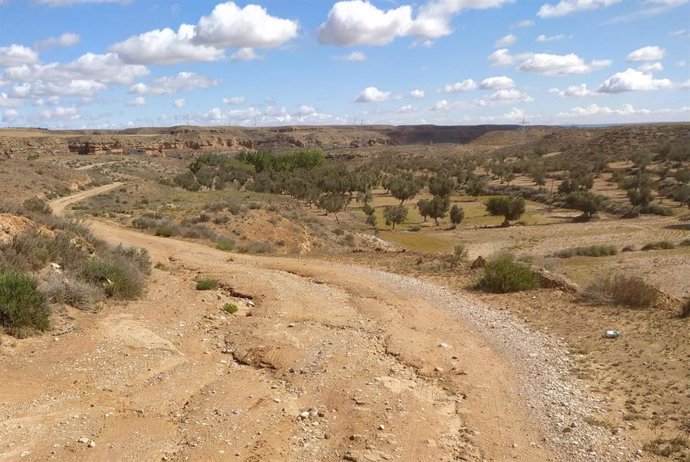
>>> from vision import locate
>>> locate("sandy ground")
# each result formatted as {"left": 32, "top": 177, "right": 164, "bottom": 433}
{"left": 0, "top": 185, "right": 639, "bottom": 461}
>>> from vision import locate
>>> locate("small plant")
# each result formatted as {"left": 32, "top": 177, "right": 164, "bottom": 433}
{"left": 680, "top": 298, "right": 690, "bottom": 319}
{"left": 408, "top": 225, "right": 422, "bottom": 232}
{"left": 196, "top": 277, "right": 219, "bottom": 291}
{"left": 641, "top": 241, "right": 676, "bottom": 251}
{"left": 554, "top": 245, "right": 618, "bottom": 258}
{"left": 680, "top": 239, "right": 690, "bottom": 247}
{"left": 582, "top": 274, "right": 657, "bottom": 308}
{"left": 21, "top": 197, "right": 52, "bottom": 215}
{"left": 223, "top": 303, "right": 239, "bottom": 314}
{"left": 155, "top": 226, "right": 176, "bottom": 238}
{"left": 446, "top": 244, "right": 468, "bottom": 269}
{"left": 476, "top": 253, "right": 540, "bottom": 293}
{"left": 0, "top": 271, "right": 50, "bottom": 337}
{"left": 215, "top": 236, "right": 235, "bottom": 252}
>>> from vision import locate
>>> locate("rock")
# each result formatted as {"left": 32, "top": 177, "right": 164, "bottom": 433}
{"left": 470, "top": 256, "right": 486, "bottom": 269}
{"left": 77, "top": 437, "right": 95, "bottom": 448}
{"left": 535, "top": 268, "right": 580, "bottom": 293}
{"left": 438, "top": 342, "right": 450, "bottom": 349}
{"left": 378, "top": 424, "right": 385, "bottom": 431}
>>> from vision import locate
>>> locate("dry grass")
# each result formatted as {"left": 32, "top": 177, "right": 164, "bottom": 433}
{"left": 581, "top": 274, "right": 658, "bottom": 308}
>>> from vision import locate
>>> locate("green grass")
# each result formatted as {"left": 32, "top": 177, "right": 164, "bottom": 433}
{"left": 0, "top": 271, "right": 50, "bottom": 337}
{"left": 223, "top": 303, "right": 238, "bottom": 314}
{"left": 196, "top": 277, "right": 219, "bottom": 291}
{"left": 476, "top": 254, "right": 540, "bottom": 293}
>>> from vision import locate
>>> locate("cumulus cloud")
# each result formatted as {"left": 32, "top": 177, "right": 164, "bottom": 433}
{"left": 536, "top": 34, "right": 568, "bottom": 42}
{"left": 397, "top": 104, "right": 416, "bottom": 113}
{"left": 223, "top": 96, "right": 246, "bottom": 105}
{"left": 518, "top": 53, "right": 611, "bottom": 75}
{"left": 442, "top": 79, "right": 477, "bottom": 93}
{"left": 173, "top": 98, "right": 187, "bottom": 108}
{"left": 431, "top": 99, "right": 450, "bottom": 111}
{"left": 127, "top": 96, "right": 146, "bottom": 106}
{"left": 538, "top": 0, "right": 621, "bottom": 18}
{"left": 550, "top": 83, "right": 598, "bottom": 97}
{"left": 638, "top": 62, "right": 663, "bottom": 73}
{"left": 334, "top": 51, "right": 367, "bottom": 61}
{"left": 489, "top": 89, "right": 532, "bottom": 102}
{"left": 627, "top": 45, "right": 665, "bottom": 62}
{"left": 480, "top": 76, "right": 515, "bottom": 90}
{"left": 111, "top": 2, "right": 298, "bottom": 65}
{"left": 318, "top": 0, "right": 513, "bottom": 46}
{"left": 598, "top": 68, "right": 672, "bottom": 93}
{"left": 34, "top": 106, "right": 80, "bottom": 121}
{"left": 0, "top": 92, "right": 22, "bottom": 107}
{"left": 495, "top": 33, "right": 516, "bottom": 48}
{"left": 559, "top": 103, "right": 651, "bottom": 117}
{"left": 129, "top": 72, "right": 220, "bottom": 95}
{"left": 409, "top": 89, "right": 425, "bottom": 99}
{"left": 355, "top": 86, "right": 392, "bottom": 103}
{"left": 512, "top": 19, "right": 535, "bottom": 28}
{"left": 0, "top": 45, "right": 39, "bottom": 67}
{"left": 35, "top": 32, "right": 81, "bottom": 51}
{"left": 231, "top": 48, "right": 262, "bottom": 61}
{"left": 2, "top": 109, "right": 19, "bottom": 123}
{"left": 488, "top": 48, "right": 515, "bottom": 66}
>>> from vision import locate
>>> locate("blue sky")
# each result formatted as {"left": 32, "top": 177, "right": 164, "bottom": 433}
{"left": 0, "top": 0, "right": 688, "bottom": 128}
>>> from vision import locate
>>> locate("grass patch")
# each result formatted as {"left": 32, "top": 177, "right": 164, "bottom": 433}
{"left": 215, "top": 236, "right": 235, "bottom": 252}
{"left": 237, "top": 241, "right": 276, "bottom": 254}
{"left": 554, "top": 244, "right": 618, "bottom": 258}
{"left": 196, "top": 277, "right": 219, "bottom": 291}
{"left": 0, "top": 271, "right": 50, "bottom": 337}
{"left": 641, "top": 241, "right": 676, "bottom": 251}
{"left": 643, "top": 436, "right": 689, "bottom": 458}
{"left": 582, "top": 274, "right": 658, "bottom": 308}
{"left": 476, "top": 253, "right": 540, "bottom": 293}
{"left": 39, "top": 273, "right": 102, "bottom": 311}
{"left": 223, "top": 303, "right": 238, "bottom": 314}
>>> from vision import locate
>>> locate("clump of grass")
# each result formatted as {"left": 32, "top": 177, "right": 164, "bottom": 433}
{"left": 554, "top": 244, "right": 618, "bottom": 258}
{"left": 680, "top": 298, "right": 690, "bottom": 319}
{"left": 0, "top": 271, "right": 50, "bottom": 337}
{"left": 621, "top": 245, "right": 636, "bottom": 252}
{"left": 237, "top": 241, "right": 276, "bottom": 255}
{"left": 81, "top": 253, "right": 147, "bottom": 300}
{"left": 196, "top": 277, "right": 219, "bottom": 291}
{"left": 476, "top": 253, "right": 540, "bottom": 293}
{"left": 641, "top": 241, "right": 676, "bottom": 251}
{"left": 215, "top": 236, "right": 235, "bottom": 252}
{"left": 155, "top": 226, "right": 177, "bottom": 237}
{"left": 446, "top": 243, "right": 468, "bottom": 269}
{"left": 581, "top": 274, "right": 657, "bottom": 308}
{"left": 223, "top": 303, "right": 238, "bottom": 314}
{"left": 39, "top": 273, "right": 102, "bottom": 311}
{"left": 643, "top": 436, "right": 689, "bottom": 458}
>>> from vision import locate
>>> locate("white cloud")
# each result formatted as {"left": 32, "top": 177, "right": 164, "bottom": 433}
{"left": 127, "top": 96, "right": 146, "bottom": 106}
{"left": 318, "top": 0, "right": 513, "bottom": 46}
{"left": 129, "top": 72, "right": 220, "bottom": 95}
{"left": 495, "top": 33, "right": 516, "bottom": 48}
{"left": 489, "top": 89, "right": 533, "bottom": 102}
{"left": 559, "top": 103, "right": 652, "bottom": 117}
{"left": 173, "top": 98, "right": 187, "bottom": 108}
{"left": 33, "top": 0, "right": 131, "bottom": 5}
{"left": 111, "top": 2, "right": 298, "bottom": 65}
{"left": 518, "top": 53, "right": 611, "bottom": 75}
{"left": 512, "top": 19, "right": 535, "bottom": 28}
{"left": 334, "top": 51, "right": 367, "bottom": 62}
{"left": 442, "top": 79, "right": 477, "bottom": 93}
{"left": 670, "top": 28, "right": 688, "bottom": 37}
{"left": 409, "top": 89, "right": 425, "bottom": 99}
{"left": 598, "top": 68, "right": 672, "bottom": 93}
{"left": 231, "top": 48, "right": 262, "bottom": 61}
{"left": 223, "top": 96, "right": 246, "bottom": 105}
{"left": 0, "top": 92, "right": 22, "bottom": 107}
{"left": 35, "top": 32, "right": 81, "bottom": 51}
{"left": 627, "top": 45, "right": 665, "bottom": 62}
{"left": 2, "top": 109, "right": 19, "bottom": 123}
{"left": 0, "top": 45, "right": 39, "bottom": 67}
{"left": 397, "top": 104, "right": 416, "bottom": 113}
{"left": 538, "top": 0, "right": 621, "bottom": 18}
{"left": 431, "top": 99, "right": 450, "bottom": 111}
{"left": 551, "top": 83, "right": 598, "bottom": 97}
{"left": 488, "top": 48, "right": 515, "bottom": 66}
{"left": 536, "top": 34, "right": 568, "bottom": 42}
{"left": 637, "top": 62, "right": 663, "bottom": 73}
{"left": 480, "top": 76, "right": 515, "bottom": 90}
{"left": 355, "top": 86, "right": 392, "bottom": 103}
{"left": 678, "top": 79, "right": 690, "bottom": 89}
{"left": 34, "top": 106, "right": 80, "bottom": 121}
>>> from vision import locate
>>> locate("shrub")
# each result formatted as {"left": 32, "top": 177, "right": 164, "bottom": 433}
{"left": 223, "top": 303, "right": 239, "bottom": 314}
{"left": 237, "top": 241, "right": 276, "bottom": 254}
{"left": 446, "top": 244, "right": 468, "bottom": 269}
{"left": 582, "top": 274, "right": 657, "bottom": 308}
{"left": 39, "top": 273, "right": 102, "bottom": 311}
{"left": 215, "top": 236, "right": 235, "bottom": 252}
{"left": 641, "top": 241, "right": 676, "bottom": 251}
{"left": 0, "top": 271, "right": 50, "bottom": 337}
{"left": 554, "top": 245, "right": 618, "bottom": 258}
{"left": 196, "top": 278, "right": 219, "bottom": 291}
{"left": 476, "top": 254, "right": 540, "bottom": 293}
{"left": 81, "top": 247, "right": 149, "bottom": 300}
{"left": 22, "top": 197, "right": 52, "bottom": 215}
{"left": 408, "top": 225, "right": 422, "bottom": 232}
{"left": 155, "top": 225, "right": 178, "bottom": 237}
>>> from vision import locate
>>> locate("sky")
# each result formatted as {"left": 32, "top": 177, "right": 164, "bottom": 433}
{"left": 0, "top": 0, "right": 689, "bottom": 129}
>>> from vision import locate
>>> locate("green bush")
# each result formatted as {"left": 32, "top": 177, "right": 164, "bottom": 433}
{"left": 554, "top": 245, "right": 618, "bottom": 258}
{"left": 0, "top": 271, "right": 50, "bottom": 337}
{"left": 22, "top": 197, "right": 52, "bottom": 215}
{"left": 476, "top": 254, "right": 540, "bottom": 293}
{"left": 196, "top": 278, "right": 219, "bottom": 291}
{"left": 215, "top": 236, "right": 235, "bottom": 252}
{"left": 641, "top": 241, "right": 676, "bottom": 251}
{"left": 582, "top": 274, "right": 657, "bottom": 308}
{"left": 155, "top": 226, "right": 177, "bottom": 237}
{"left": 223, "top": 303, "right": 238, "bottom": 314}
{"left": 81, "top": 247, "right": 149, "bottom": 300}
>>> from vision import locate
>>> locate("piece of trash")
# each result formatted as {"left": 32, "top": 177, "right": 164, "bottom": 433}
{"left": 603, "top": 330, "right": 621, "bottom": 339}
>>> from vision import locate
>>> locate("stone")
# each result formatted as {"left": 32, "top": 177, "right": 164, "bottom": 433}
{"left": 470, "top": 256, "right": 486, "bottom": 269}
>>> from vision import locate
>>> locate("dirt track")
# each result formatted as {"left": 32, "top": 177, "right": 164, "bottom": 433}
{"left": 0, "top": 185, "right": 631, "bottom": 461}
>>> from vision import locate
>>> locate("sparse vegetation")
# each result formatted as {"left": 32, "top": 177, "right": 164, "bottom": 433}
{"left": 196, "top": 278, "right": 219, "bottom": 291}
{"left": 476, "top": 253, "right": 540, "bottom": 293}
{"left": 554, "top": 245, "right": 618, "bottom": 258}
{"left": 0, "top": 271, "right": 50, "bottom": 337}
{"left": 582, "top": 274, "right": 657, "bottom": 308}
{"left": 223, "top": 303, "right": 239, "bottom": 314}
{"left": 641, "top": 241, "right": 676, "bottom": 251}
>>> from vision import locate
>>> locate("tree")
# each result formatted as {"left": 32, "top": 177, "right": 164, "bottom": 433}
{"left": 383, "top": 205, "right": 408, "bottom": 230}
{"left": 318, "top": 193, "right": 346, "bottom": 222}
{"left": 449, "top": 204, "right": 465, "bottom": 229}
{"left": 566, "top": 191, "right": 605, "bottom": 220}
{"left": 627, "top": 186, "right": 653, "bottom": 211}
{"left": 366, "top": 214, "right": 378, "bottom": 231}
{"left": 427, "top": 195, "right": 450, "bottom": 226}
{"left": 673, "top": 184, "right": 690, "bottom": 209}
{"left": 416, "top": 199, "right": 430, "bottom": 222}
{"left": 629, "top": 151, "right": 652, "bottom": 173}
{"left": 485, "top": 196, "right": 526, "bottom": 227}
{"left": 362, "top": 203, "right": 374, "bottom": 217}
{"left": 504, "top": 172, "right": 516, "bottom": 186}
{"left": 389, "top": 172, "right": 422, "bottom": 204}
{"left": 466, "top": 176, "right": 487, "bottom": 199}
{"left": 428, "top": 174, "right": 455, "bottom": 198}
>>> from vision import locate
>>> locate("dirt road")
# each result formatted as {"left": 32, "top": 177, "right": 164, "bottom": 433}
{"left": 0, "top": 185, "right": 629, "bottom": 461}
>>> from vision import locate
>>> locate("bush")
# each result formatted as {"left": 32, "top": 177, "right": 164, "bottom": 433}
{"left": 582, "top": 274, "right": 657, "bottom": 308}
{"left": 476, "top": 254, "right": 540, "bottom": 293}
{"left": 80, "top": 247, "right": 149, "bottom": 300}
{"left": 408, "top": 225, "right": 422, "bottom": 232}
{"left": 223, "top": 303, "right": 238, "bottom": 314}
{"left": 22, "top": 197, "right": 52, "bottom": 215}
{"left": 215, "top": 236, "right": 235, "bottom": 252}
{"left": 155, "top": 226, "right": 177, "bottom": 237}
{"left": 446, "top": 244, "right": 468, "bottom": 269}
{"left": 0, "top": 271, "right": 50, "bottom": 337}
{"left": 641, "top": 241, "right": 676, "bottom": 251}
{"left": 196, "top": 278, "right": 219, "bottom": 291}
{"left": 40, "top": 273, "right": 102, "bottom": 311}
{"left": 237, "top": 241, "right": 276, "bottom": 254}
{"left": 554, "top": 245, "right": 618, "bottom": 258}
